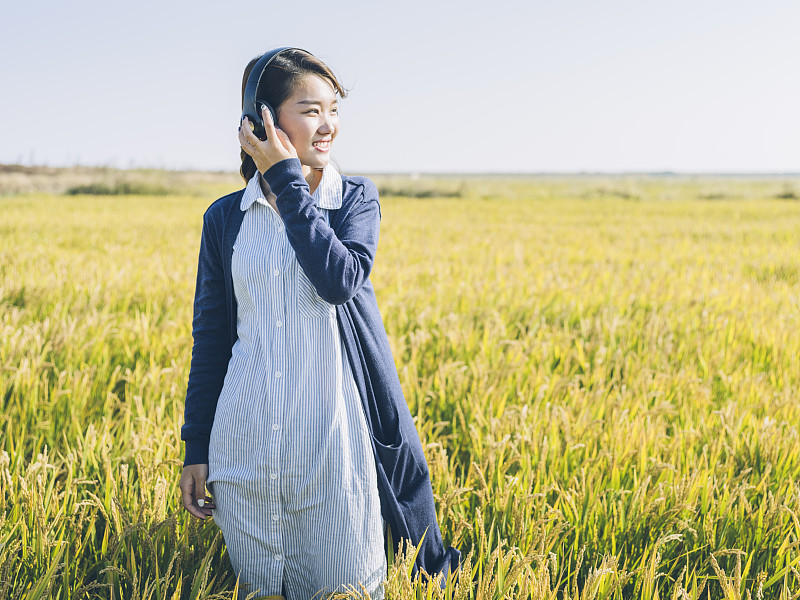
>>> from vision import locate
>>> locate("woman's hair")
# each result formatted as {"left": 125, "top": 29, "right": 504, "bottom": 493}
{"left": 239, "top": 49, "right": 347, "bottom": 182}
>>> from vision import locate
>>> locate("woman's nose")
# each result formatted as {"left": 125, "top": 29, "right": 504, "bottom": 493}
{"left": 318, "top": 115, "right": 334, "bottom": 134}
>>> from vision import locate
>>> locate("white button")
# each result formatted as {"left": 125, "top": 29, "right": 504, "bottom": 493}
{"left": 278, "top": 225, "right": 284, "bottom": 232}
{"left": 272, "top": 514, "right": 279, "bottom": 521}
{"left": 272, "top": 423, "right": 279, "bottom": 431}
{"left": 276, "top": 321, "right": 283, "bottom": 328}
{"left": 270, "top": 472, "right": 277, "bottom": 480}
{"left": 273, "top": 268, "right": 280, "bottom": 276}
{"left": 275, "top": 555, "right": 282, "bottom": 561}
{"left": 275, "top": 371, "right": 282, "bottom": 378}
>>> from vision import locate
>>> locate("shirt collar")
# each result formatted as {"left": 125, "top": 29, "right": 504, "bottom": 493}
{"left": 240, "top": 164, "right": 342, "bottom": 212}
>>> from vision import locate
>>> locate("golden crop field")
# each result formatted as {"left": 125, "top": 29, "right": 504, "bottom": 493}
{"left": 1, "top": 170, "right": 799, "bottom": 599}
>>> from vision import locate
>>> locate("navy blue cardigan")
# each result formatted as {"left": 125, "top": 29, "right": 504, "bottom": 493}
{"left": 181, "top": 158, "right": 460, "bottom": 578}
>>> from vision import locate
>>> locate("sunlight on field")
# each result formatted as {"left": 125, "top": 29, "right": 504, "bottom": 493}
{"left": 1, "top": 175, "right": 799, "bottom": 598}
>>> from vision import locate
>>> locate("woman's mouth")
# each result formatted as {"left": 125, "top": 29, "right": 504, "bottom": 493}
{"left": 312, "top": 140, "right": 330, "bottom": 152}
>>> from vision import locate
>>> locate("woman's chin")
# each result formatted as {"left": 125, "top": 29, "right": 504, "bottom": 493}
{"left": 302, "top": 156, "right": 330, "bottom": 170}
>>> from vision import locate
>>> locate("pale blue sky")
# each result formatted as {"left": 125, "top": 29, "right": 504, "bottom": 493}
{"left": 1, "top": 0, "right": 798, "bottom": 173}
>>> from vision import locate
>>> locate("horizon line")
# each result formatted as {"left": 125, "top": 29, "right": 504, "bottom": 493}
{"left": 1, "top": 162, "right": 798, "bottom": 178}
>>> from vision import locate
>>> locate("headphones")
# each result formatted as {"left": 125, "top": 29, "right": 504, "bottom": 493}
{"left": 241, "top": 46, "right": 313, "bottom": 141}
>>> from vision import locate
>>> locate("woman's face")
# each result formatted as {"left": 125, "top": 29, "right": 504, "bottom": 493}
{"left": 276, "top": 74, "right": 339, "bottom": 170}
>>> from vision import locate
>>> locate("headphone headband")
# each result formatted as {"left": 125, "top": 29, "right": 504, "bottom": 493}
{"left": 241, "top": 47, "right": 313, "bottom": 140}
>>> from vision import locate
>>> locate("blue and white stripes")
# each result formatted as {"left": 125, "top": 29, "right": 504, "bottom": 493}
{"left": 206, "top": 167, "right": 386, "bottom": 599}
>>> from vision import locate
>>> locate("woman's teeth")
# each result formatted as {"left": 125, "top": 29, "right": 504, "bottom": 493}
{"left": 313, "top": 141, "right": 330, "bottom": 150}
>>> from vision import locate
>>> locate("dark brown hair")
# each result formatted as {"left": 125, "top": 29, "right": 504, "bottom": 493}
{"left": 239, "top": 49, "right": 347, "bottom": 182}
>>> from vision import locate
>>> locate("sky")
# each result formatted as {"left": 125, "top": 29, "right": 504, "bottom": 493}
{"left": 1, "top": 0, "right": 798, "bottom": 174}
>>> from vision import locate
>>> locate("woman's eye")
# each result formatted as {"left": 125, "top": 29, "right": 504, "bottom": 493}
{"left": 306, "top": 109, "right": 320, "bottom": 115}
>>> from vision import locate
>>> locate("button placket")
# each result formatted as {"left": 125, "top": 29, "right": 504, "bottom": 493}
{"left": 261, "top": 204, "right": 286, "bottom": 588}
{"left": 267, "top": 397, "right": 284, "bottom": 582}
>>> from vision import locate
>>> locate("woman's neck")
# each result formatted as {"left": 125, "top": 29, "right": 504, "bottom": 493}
{"left": 303, "top": 165, "right": 324, "bottom": 195}
{"left": 258, "top": 165, "right": 323, "bottom": 200}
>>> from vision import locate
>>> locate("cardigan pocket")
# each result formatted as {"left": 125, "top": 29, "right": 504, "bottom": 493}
{"left": 372, "top": 434, "right": 427, "bottom": 490}
{"left": 296, "top": 265, "right": 336, "bottom": 319}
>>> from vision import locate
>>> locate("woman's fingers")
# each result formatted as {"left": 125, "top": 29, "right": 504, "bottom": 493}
{"left": 261, "top": 105, "right": 298, "bottom": 157}
{"left": 181, "top": 484, "right": 206, "bottom": 519}
{"left": 180, "top": 465, "right": 214, "bottom": 519}
{"left": 239, "top": 110, "right": 295, "bottom": 172}
{"left": 274, "top": 128, "right": 298, "bottom": 158}
{"left": 191, "top": 471, "right": 214, "bottom": 517}
{"left": 180, "top": 484, "right": 199, "bottom": 517}
{"left": 240, "top": 117, "right": 260, "bottom": 151}
{"left": 264, "top": 109, "right": 298, "bottom": 158}
{"left": 262, "top": 104, "right": 278, "bottom": 141}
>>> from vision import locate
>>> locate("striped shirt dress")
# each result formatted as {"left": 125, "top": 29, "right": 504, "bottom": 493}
{"left": 206, "top": 167, "right": 387, "bottom": 599}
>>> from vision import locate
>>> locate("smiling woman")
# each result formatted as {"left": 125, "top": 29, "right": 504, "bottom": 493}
{"left": 237, "top": 50, "right": 347, "bottom": 194}
{"left": 178, "top": 48, "right": 460, "bottom": 600}
{"left": 273, "top": 75, "right": 338, "bottom": 172}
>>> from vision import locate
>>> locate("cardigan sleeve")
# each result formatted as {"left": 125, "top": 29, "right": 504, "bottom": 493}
{"left": 181, "top": 207, "right": 231, "bottom": 466}
{"left": 263, "top": 158, "right": 379, "bottom": 305}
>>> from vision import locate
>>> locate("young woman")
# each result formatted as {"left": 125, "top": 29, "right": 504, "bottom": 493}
{"left": 179, "top": 48, "right": 459, "bottom": 599}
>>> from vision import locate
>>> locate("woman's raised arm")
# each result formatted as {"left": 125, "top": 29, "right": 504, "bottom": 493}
{"left": 264, "top": 158, "right": 380, "bottom": 305}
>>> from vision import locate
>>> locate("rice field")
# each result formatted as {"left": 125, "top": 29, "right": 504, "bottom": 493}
{"left": 1, "top": 172, "right": 799, "bottom": 599}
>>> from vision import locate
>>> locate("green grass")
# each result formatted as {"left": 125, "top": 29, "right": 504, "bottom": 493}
{"left": 1, "top": 175, "right": 799, "bottom": 599}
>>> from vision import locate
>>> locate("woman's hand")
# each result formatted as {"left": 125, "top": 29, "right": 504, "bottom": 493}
{"left": 180, "top": 463, "right": 216, "bottom": 519}
{"left": 239, "top": 105, "right": 298, "bottom": 175}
